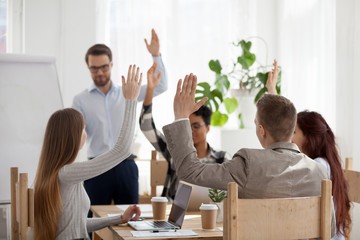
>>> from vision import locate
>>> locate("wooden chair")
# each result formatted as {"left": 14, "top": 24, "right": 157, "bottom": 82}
{"left": 223, "top": 180, "right": 332, "bottom": 240}
{"left": 343, "top": 157, "right": 360, "bottom": 240}
{"left": 138, "top": 150, "right": 168, "bottom": 203}
{"left": 150, "top": 150, "right": 168, "bottom": 197}
{"left": 10, "top": 167, "right": 34, "bottom": 240}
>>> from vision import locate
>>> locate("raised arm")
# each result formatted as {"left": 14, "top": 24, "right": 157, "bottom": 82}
{"left": 162, "top": 75, "right": 245, "bottom": 191}
{"left": 266, "top": 59, "right": 279, "bottom": 94}
{"left": 173, "top": 74, "right": 207, "bottom": 120}
{"left": 144, "top": 61, "right": 161, "bottom": 106}
{"left": 137, "top": 29, "right": 168, "bottom": 101}
{"left": 59, "top": 65, "right": 142, "bottom": 184}
{"left": 139, "top": 63, "right": 171, "bottom": 159}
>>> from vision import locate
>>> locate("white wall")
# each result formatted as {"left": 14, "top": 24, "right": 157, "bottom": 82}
{"left": 336, "top": 0, "right": 360, "bottom": 238}
{"left": 336, "top": 0, "right": 360, "bottom": 171}
{"left": 17, "top": 0, "right": 96, "bottom": 109}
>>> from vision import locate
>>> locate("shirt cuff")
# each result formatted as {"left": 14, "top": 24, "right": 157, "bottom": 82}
{"left": 174, "top": 118, "right": 189, "bottom": 123}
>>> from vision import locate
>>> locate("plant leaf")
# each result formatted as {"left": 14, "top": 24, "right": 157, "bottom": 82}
{"left": 256, "top": 72, "right": 268, "bottom": 85}
{"left": 215, "top": 74, "right": 230, "bottom": 93}
{"left": 223, "top": 97, "right": 238, "bottom": 114}
{"left": 237, "top": 40, "right": 256, "bottom": 69}
{"left": 254, "top": 87, "right": 267, "bottom": 103}
{"left": 196, "top": 82, "right": 223, "bottom": 111}
{"left": 237, "top": 52, "right": 256, "bottom": 70}
{"left": 211, "top": 111, "right": 228, "bottom": 126}
{"left": 240, "top": 40, "right": 252, "bottom": 52}
{"left": 209, "top": 59, "right": 222, "bottom": 74}
{"left": 238, "top": 113, "right": 245, "bottom": 129}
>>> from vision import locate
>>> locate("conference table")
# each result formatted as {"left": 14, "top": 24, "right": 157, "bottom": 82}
{"left": 91, "top": 204, "right": 223, "bottom": 240}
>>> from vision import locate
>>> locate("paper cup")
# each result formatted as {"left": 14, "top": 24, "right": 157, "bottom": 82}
{"left": 151, "top": 197, "right": 168, "bottom": 220}
{"left": 199, "top": 204, "right": 218, "bottom": 230}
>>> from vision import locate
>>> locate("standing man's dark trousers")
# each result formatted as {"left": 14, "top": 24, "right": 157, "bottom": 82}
{"left": 85, "top": 155, "right": 139, "bottom": 218}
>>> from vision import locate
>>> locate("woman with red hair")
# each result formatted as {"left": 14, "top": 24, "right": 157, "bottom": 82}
{"left": 267, "top": 60, "right": 351, "bottom": 239}
{"left": 293, "top": 111, "right": 351, "bottom": 239}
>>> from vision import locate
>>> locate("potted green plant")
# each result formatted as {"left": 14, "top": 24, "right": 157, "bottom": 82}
{"left": 196, "top": 38, "right": 281, "bottom": 127}
{"left": 208, "top": 188, "right": 227, "bottom": 223}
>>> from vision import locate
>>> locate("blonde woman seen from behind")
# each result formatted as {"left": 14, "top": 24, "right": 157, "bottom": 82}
{"left": 34, "top": 65, "right": 142, "bottom": 240}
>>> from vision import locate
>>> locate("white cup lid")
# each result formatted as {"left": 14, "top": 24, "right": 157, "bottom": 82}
{"left": 199, "top": 203, "right": 218, "bottom": 210}
{"left": 151, "top": 197, "right": 168, "bottom": 202}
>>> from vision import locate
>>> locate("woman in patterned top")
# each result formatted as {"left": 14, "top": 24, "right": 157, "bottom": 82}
{"left": 140, "top": 63, "right": 229, "bottom": 200}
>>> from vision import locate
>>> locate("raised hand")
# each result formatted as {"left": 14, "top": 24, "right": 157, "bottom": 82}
{"left": 144, "top": 29, "right": 160, "bottom": 57}
{"left": 266, "top": 59, "right": 279, "bottom": 94}
{"left": 173, "top": 73, "right": 208, "bottom": 120}
{"left": 121, "top": 205, "right": 141, "bottom": 223}
{"left": 147, "top": 61, "right": 162, "bottom": 91}
{"left": 122, "top": 65, "right": 142, "bottom": 100}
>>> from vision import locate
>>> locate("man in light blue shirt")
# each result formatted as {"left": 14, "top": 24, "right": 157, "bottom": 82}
{"left": 72, "top": 29, "right": 167, "bottom": 207}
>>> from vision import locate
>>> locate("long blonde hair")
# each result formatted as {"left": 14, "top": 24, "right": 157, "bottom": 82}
{"left": 34, "top": 108, "right": 84, "bottom": 240}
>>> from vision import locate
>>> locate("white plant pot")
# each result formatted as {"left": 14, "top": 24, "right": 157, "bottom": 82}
{"left": 230, "top": 88, "right": 260, "bottom": 129}
{"left": 211, "top": 201, "right": 223, "bottom": 223}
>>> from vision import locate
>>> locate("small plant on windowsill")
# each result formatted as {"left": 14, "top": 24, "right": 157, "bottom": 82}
{"left": 196, "top": 37, "right": 282, "bottom": 127}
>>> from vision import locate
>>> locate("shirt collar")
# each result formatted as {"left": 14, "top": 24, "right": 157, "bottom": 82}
{"left": 207, "top": 143, "right": 218, "bottom": 158}
{"left": 87, "top": 80, "right": 120, "bottom": 93}
{"left": 266, "top": 142, "right": 300, "bottom": 153}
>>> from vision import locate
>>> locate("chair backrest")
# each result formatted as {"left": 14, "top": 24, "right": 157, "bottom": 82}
{"left": 150, "top": 150, "right": 168, "bottom": 197}
{"left": 343, "top": 157, "right": 360, "bottom": 204}
{"left": 10, "top": 167, "right": 34, "bottom": 240}
{"left": 223, "top": 180, "right": 332, "bottom": 240}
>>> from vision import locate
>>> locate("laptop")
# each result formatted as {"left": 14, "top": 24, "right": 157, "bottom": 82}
{"left": 128, "top": 182, "right": 192, "bottom": 231}
{"left": 185, "top": 182, "right": 211, "bottom": 211}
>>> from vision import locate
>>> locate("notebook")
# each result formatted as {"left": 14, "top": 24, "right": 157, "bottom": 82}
{"left": 128, "top": 182, "right": 192, "bottom": 231}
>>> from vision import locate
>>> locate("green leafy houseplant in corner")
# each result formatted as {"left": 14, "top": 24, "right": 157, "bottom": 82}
{"left": 208, "top": 188, "right": 227, "bottom": 223}
{"left": 196, "top": 38, "right": 282, "bottom": 127}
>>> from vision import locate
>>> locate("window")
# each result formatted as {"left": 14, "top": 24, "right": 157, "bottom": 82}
{"left": 0, "top": 0, "right": 6, "bottom": 53}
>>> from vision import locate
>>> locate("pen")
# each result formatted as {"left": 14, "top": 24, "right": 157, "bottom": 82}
{"left": 151, "top": 229, "right": 177, "bottom": 233}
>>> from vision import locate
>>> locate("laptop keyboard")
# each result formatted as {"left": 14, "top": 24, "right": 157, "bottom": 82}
{"left": 146, "top": 221, "right": 177, "bottom": 229}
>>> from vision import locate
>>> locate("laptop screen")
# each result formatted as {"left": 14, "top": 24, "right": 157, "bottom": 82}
{"left": 168, "top": 182, "right": 192, "bottom": 227}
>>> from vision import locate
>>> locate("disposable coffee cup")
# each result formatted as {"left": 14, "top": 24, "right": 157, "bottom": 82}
{"left": 199, "top": 203, "right": 218, "bottom": 230}
{"left": 151, "top": 197, "right": 168, "bottom": 220}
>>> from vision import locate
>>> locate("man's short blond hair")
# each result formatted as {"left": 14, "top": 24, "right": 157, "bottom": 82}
{"left": 256, "top": 94, "right": 297, "bottom": 142}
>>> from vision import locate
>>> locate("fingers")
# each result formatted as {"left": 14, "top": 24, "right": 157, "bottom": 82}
{"left": 144, "top": 39, "right": 150, "bottom": 48}
{"left": 135, "top": 66, "right": 140, "bottom": 83}
{"left": 185, "top": 74, "right": 195, "bottom": 95}
{"left": 267, "top": 71, "right": 273, "bottom": 82}
{"left": 178, "top": 73, "right": 197, "bottom": 96}
{"left": 121, "top": 76, "right": 125, "bottom": 86}
{"left": 138, "top": 73, "right": 143, "bottom": 85}
{"left": 131, "top": 65, "right": 136, "bottom": 82}
{"left": 176, "top": 79, "right": 182, "bottom": 97}
{"left": 181, "top": 75, "right": 189, "bottom": 95}
{"left": 127, "top": 65, "right": 132, "bottom": 83}
{"left": 152, "top": 61, "right": 158, "bottom": 69}
{"left": 156, "top": 71, "right": 162, "bottom": 81}
{"left": 152, "top": 29, "right": 157, "bottom": 40}
{"left": 125, "top": 64, "right": 142, "bottom": 84}
{"left": 190, "top": 75, "right": 197, "bottom": 96}
{"left": 195, "top": 97, "right": 208, "bottom": 111}
{"left": 134, "top": 205, "right": 141, "bottom": 220}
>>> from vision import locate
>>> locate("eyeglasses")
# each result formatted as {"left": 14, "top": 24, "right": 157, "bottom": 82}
{"left": 88, "top": 62, "right": 112, "bottom": 73}
{"left": 191, "top": 123, "right": 206, "bottom": 130}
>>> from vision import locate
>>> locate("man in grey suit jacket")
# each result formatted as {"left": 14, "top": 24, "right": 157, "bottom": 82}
{"left": 162, "top": 73, "right": 335, "bottom": 236}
